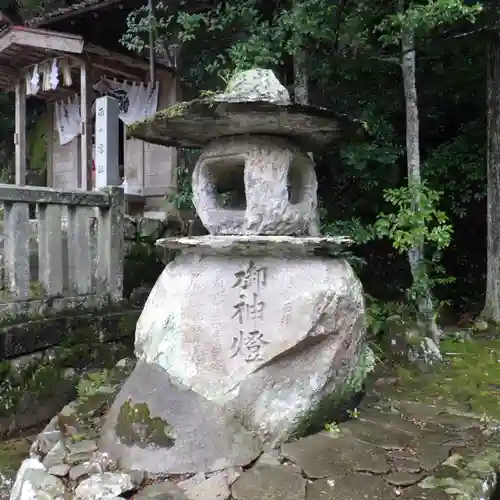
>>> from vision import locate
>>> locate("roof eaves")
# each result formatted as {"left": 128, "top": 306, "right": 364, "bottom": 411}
{"left": 26, "top": 0, "right": 122, "bottom": 28}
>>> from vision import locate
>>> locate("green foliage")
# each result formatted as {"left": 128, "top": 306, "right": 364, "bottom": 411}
{"left": 165, "top": 148, "right": 198, "bottom": 211}
{"left": 121, "top": 0, "right": 353, "bottom": 88}
{"left": 27, "top": 110, "right": 49, "bottom": 181}
{"left": 365, "top": 295, "right": 414, "bottom": 338}
{"left": 423, "top": 123, "right": 485, "bottom": 218}
{"left": 374, "top": 185, "right": 455, "bottom": 306}
{"left": 378, "top": 0, "right": 483, "bottom": 45}
{"left": 123, "top": 240, "right": 165, "bottom": 298}
{"left": 77, "top": 369, "right": 111, "bottom": 399}
{"left": 373, "top": 185, "right": 453, "bottom": 253}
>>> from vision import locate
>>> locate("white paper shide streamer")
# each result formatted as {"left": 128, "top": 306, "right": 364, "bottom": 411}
{"left": 55, "top": 95, "right": 81, "bottom": 145}
{"left": 93, "top": 78, "right": 160, "bottom": 125}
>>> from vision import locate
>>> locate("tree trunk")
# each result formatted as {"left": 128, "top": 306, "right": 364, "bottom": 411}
{"left": 401, "top": 28, "right": 441, "bottom": 343}
{"left": 481, "top": 4, "right": 500, "bottom": 324}
{"left": 293, "top": 49, "right": 308, "bottom": 105}
{"left": 293, "top": 49, "right": 321, "bottom": 236}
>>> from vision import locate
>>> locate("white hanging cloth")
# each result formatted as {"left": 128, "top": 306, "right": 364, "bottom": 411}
{"left": 50, "top": 59, "right": 59, "bottom": 90}
{"left": 92, "top": 77, "right": 159, "bottom": 125}
{"left": 29, "top": 65, "right": 40, "bottom": 96}
{"left": 55, "top": 95, "right": 81, "bottom": 145}
{"left": 67, "top": 95, "right": 81, "bottom": 134}
{"left": 40, "top": 62, "right": 51, "bottom": 92}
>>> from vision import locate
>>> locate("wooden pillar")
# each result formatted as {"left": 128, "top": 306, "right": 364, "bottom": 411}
{"left": 79, "top": 61, "right": 92, "bottom": 190}
{"left": 14, "top": 80, "right": 26, "bottom": 186}
{"left": 46, "top": 103, "right": 54, "bottom": 187}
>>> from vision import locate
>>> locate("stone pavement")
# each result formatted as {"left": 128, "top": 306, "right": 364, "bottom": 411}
{"left": 11, "top": 360, "right": 500, "bottom": 500}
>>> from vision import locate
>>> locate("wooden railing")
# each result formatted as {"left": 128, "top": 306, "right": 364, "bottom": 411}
{"left": 0, "top": 184, "right": 124, "bottom": 315}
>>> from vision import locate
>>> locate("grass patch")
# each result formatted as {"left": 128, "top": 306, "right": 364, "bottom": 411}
{"left": 390, "top": 336, "right": 500, "bottom": 419}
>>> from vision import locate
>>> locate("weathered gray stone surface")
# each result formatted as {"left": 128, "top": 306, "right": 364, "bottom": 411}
{"left": 100, "top": 361, "right": 262, "bottom": 474}
{"left": 0, "top": 184, "right": 111, "bottom": 207}
{"left": 176, "top": 472, "right": 206, "bottom": 491}
{"left": 156, "top": 235, "right": 352, "bottom": 257}
{"left": 74, "top": 471, "right": 134, "bottom": 499}
{"left": 133, "top": 482, "right": 187, "bottom": 499}
{"left": 192, "top": 135, "right": 318, "bottom": 236}
{"left": 184, "top": 471, "right": 231, "bottom": 500}
{"left": 129, "top": 69, "right": 364, "bottom": 151}
{"left": 130, "top": 100, "right": 363, "bottom": 151}
{"left": 10, "top": 458, "right": 66, "bottom": 500}
{"left": 232, "top": 465, "right": 307, "bottom": 500}
{"left": 134, "top": 251, "right": 366, "bottom": 445}
{"left": 212, "top": 69, "right": 291, "bottom": 105}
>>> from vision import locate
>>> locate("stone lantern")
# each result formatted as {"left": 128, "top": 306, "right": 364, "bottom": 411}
{"left": 100, "top": 69, "right": 372, "bottom": 475}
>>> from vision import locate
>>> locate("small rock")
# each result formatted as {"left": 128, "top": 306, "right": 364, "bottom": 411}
{"left": 43, "top": 440, "right": 66, "bottom": 468}
{"left": 116, "top": 358, "right": 135, "bottom": 369}
{"left": 185, "top": 472, "right": 231, "bottom": 500}
{"left": 473, "top": 319, "right": 489, "bottom": 332}
{"left": 32, "top": 421, "right": 62, "bottom": 456}
{"left": 213, "top": 68, "right": 291, "bottom": 105}
{"left": 177, "top": 473, "right": 206, "bottom": 491}
{"left": 69, "top": 462, "right": 96, "bottom": 481}
{"left": 385, "top": 471, "right": 426, "bottom": 487}
{"left": 392, "top": 457, "right": 421, "bottom": 473}
{"left": 67, "top": 439, "right": 98, "bottom": 464}
{"left": 133, "top": 481, "right": 187, "bottom": 499}
{"left": 125, "top": 468, "right": 146, "bottom": 486}
{"left": 10, "top": 459, "right": 66, "bottom": 500}
{"left": 408, "top": 337, "right": 442, "bottom": 367}
{"left": 47, "top": 463, "right": 70, "bottom": 477}
{"left": 87, "top": 450, "right": 118, "bottom": 473}
{"left": 75, "top": 471, "right": 134, "bottom": 499}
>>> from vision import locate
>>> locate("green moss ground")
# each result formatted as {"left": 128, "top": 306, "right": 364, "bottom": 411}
{"left": 386, "top": 335, "right": 500, "bottom": 419}
{"left": 0, "top": 437, "right": 30, "bottom": 473}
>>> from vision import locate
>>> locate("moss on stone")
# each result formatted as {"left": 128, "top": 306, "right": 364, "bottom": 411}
{"left": 0, "top": 308, "right": 137, "bottom": 429}
{"left": 128, "top": 101, "right": 191, "bottom": 133}
{"left": 0, "top": 300, "right": 131, "bottom": 329}
{"left": 73, "top": 363, "right": 136, "bottom": 438}
{"left": 116, "top": 399, "right": 176, "bottom": 449}
{"left": 417, "top": 447, "right": 500, "bottom": 499}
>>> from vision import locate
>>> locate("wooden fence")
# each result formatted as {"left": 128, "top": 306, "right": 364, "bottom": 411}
{"left": 0, "top": 184, "right": 124, "bottom": 315}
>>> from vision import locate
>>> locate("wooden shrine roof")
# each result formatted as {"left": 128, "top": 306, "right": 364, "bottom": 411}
{"left": 0, "top": 26, "right": 83, "bottom": 92}
{"left": 0, "top": 25, "right": 167, "bottom": 100}
{"left": 26, "top": 0, "right": 125, "bottom": 27}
